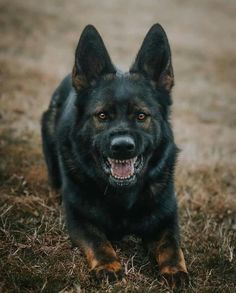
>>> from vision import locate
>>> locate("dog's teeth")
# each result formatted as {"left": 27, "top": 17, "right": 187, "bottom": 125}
{"left": 111, "top": 173, "right": 135, "bottom": 180}
{"left": 108, "top": 158, "right": 115, "bottom": 165}
{"left": 133, "top": 156, "right": 137, "bottom": 163}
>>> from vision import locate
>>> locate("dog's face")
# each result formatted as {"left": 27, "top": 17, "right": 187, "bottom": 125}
{"left": 72, "top": 24, "right": 174, "bottom": 188}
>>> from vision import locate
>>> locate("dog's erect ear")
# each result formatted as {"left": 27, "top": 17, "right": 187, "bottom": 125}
{"left": 72, "top": 25, "right": 116, "bottom": 89}
{"left": 130, "top": 24, "right": 174, "bottom": 92}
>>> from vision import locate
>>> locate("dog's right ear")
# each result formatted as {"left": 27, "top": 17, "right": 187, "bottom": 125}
{"left": 72, "top": 25, "right": 116, "bottom": 90}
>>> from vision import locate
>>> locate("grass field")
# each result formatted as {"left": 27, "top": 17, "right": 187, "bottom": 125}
{"left": 0, "top": 0, "right": 236, "bottom": 292}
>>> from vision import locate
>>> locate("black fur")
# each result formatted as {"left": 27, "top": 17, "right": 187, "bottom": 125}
{"left": 41, "top": 24, "right": 187, "bottom": 285}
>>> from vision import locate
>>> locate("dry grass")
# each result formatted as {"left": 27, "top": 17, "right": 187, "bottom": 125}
{"left": 1, "top": 0, "right": 236, "bottom": 292}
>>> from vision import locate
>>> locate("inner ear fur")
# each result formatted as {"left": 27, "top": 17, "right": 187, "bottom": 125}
{"left": 130, "top": 23, "right": 174, "bottom": 92}
{"left": 72, "top": 25, "right": 115, "bottom": 90}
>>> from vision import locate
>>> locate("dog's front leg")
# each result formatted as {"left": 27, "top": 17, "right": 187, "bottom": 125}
{"left": 145, "top": 228, "right": 188, "bottom": 288}
{"left": 64, "top": 199, "right": 123, "bottom": 281}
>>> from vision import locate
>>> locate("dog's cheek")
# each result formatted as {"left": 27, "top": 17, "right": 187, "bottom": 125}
{"left": 141, "top": 122, "right": 161, "bottom": 153}
{"left": 92, "top": 117, "right": 107, "bottom": 132}
{"left": 134, "top": 132, "right": 151, "bottom": 156}
{"left": 151, "top": 120, "right": 162, "bottom": 145}
{"left": 138, "top": 117, "right": 151, "bottom": 130}
{"left": 92, "top": 131, "right": 109, "bottom": 157}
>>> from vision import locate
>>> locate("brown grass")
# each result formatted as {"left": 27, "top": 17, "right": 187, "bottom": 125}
{"left": 1, "top": 0, "right": 236, "bottom": 292}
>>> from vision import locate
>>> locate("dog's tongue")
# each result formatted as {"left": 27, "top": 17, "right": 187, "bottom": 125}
{"left": 108, "top": 158, "right": 136, "bottom": 179}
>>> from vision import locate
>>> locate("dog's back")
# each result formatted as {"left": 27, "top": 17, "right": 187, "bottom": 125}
{"left": 41, "top": 74, "right": 72, "bottom": 189}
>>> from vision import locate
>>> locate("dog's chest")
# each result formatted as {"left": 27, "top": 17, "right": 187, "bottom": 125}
{"left": 103, "top": 203, "right": 159, "bottom": 240}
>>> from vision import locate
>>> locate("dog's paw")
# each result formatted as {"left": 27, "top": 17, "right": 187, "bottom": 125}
{"left": 160, "top": 267, "right": 189, "bottom": 288}
{"left": 91, "top": 260, "right": 123, "bottom": 282}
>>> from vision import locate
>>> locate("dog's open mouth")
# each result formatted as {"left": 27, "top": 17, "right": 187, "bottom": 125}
{"left": 103, "top": 156, "right": 143, "bottom": 186}
{"left": 108, "top": 157, "right": 137, "bottom": 179}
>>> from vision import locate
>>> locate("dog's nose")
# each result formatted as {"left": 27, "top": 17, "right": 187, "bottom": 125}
{"left": 111, "top": 136, "right": 135, "bottom": 156}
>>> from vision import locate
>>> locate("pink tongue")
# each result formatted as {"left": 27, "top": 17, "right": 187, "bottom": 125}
{"left": 111, "top": 161, "right": 134, "bottom": 178}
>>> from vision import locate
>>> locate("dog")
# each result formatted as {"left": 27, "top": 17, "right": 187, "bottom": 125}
{"left": 41, "top": 24, "right": 188, "bottom": 287}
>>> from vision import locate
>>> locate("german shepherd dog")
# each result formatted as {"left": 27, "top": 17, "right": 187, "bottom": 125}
{"left": 41, "top": 24, "right": 188, "bottom": 287}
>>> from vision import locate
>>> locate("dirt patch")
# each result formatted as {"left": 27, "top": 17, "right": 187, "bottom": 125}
{"left": 1, "top": 0, "right": 236, "bottom": 292}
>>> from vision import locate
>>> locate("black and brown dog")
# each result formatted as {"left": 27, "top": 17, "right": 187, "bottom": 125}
{"left": 41, "top": 24, "right": 188, "bottom": 287}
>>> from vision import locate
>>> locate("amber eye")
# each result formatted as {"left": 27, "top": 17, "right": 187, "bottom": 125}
{"left": 137, "top": 112, "right": 147, "bottom": 121}
{"left": 97, "top": 112, "right": 108, "bottom": 121}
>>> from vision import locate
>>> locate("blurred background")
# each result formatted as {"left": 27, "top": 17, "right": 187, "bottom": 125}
{"left": 0, "top": 0, "right": 235, "bottom": 292}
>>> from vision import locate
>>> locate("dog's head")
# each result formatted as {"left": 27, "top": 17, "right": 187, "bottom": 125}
{"left": 71, "top": 24, "right": 174, "bottom": 188}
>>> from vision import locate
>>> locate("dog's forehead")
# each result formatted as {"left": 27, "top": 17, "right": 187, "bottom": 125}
{"left": 93, "top": 75, "right": 154, "bottom": 105}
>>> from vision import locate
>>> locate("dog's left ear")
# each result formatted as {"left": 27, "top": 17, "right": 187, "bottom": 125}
{"left": 130, "top": 24, "right": 174, "bottom": 92}
{"left": 72, "top": 25, "right": 116, "bottom": 89}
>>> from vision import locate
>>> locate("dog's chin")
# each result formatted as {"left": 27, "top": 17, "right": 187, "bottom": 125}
{"left": 101, "top": 155, "right": 144, "bottom": 188}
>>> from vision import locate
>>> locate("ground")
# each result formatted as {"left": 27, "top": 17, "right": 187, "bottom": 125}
{"left": 0, "top": 0, "right": 236, "bottom": 292}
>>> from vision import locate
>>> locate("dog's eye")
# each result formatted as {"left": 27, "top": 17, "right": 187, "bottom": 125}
{"left": 97, "top": 112, "right": 108, "bottom": 121}
{"left": 136, "top": 112, "right": 147, "bottom": 121}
